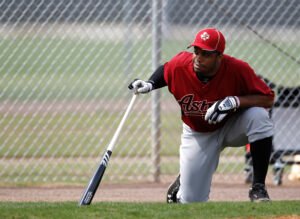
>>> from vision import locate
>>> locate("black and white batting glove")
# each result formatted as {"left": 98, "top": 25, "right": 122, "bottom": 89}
{"left": 128, "top": 79, "right": 153, "bottom": 94}
{"left": 205, "top": 96, "right": 240, "bottom": 124}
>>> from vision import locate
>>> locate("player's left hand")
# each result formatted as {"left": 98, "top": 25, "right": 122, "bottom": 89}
{"left": 205, "top": 96, "right": 240, "bottom": 124}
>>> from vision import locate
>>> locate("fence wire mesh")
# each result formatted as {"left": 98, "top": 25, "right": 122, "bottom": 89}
{"left": 0, "top": 0, "right": 299, "bottom": 186}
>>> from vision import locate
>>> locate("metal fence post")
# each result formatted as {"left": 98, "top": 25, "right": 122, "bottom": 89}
{"left": 151, "top": 0, "right": 162, "bottom": 182}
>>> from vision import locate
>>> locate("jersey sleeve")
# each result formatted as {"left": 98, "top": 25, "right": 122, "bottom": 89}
{"left": 239, "top": 62, "right": 275, "bottom": 99}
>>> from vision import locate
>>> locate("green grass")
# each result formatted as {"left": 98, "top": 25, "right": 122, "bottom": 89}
{"left": 0, "top": 36, "right": 155, "bottom": 101}
{"left": 0, "top": 110, "right": 181, "bottom": 157}
{"left": 0, "top": 107, "right": 244, "bottom": 158}
{"left": 0, "top": 201, "right": 299, "bottom": 219}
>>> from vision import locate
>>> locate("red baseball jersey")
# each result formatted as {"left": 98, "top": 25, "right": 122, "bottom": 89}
{"left": 164, "top": 51, "right": 274, "bottom": 132}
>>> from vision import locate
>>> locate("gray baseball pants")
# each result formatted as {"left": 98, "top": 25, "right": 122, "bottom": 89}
{"left": 177, "top": 107, "right": 274, "bottom": 203}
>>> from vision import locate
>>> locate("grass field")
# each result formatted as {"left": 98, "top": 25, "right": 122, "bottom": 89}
{"left": 0, "top": 201, "right": 299, "bottom": 219}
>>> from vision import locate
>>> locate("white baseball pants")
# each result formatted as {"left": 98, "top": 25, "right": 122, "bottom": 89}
{"left": 177, "top": 107, "right": 274, "bottom": 203}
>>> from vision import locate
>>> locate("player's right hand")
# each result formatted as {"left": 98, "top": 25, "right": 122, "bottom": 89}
{"left": 204, "top": 96, "right": 239, "bottom": 124}
{"left": 128, "top": 79, "right": 153, "bottom": 94}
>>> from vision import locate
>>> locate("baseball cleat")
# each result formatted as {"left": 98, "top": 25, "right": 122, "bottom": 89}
{"left": 249, "top": 183, "right": 271, "bottom": 202}
{"left": 166, "top": 174, "right": 180, "bottom": 203}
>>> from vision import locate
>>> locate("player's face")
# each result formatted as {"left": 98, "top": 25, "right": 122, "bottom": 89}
{"left": 192, "top": 47, "right": 222, "bottom": 76}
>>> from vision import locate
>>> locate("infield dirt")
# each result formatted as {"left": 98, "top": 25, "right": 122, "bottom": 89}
{"left": 0, "top": 180, "right": 299, "bottom": 203}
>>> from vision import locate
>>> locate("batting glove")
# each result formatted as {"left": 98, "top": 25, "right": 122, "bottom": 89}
{"left": 205, "top": 96, "right": 240, "bottom": 124}
{"left": 128, "top": 79, "right": 153, "bottom": 94}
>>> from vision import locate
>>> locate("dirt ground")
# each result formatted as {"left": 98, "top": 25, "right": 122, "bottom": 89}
{"left": 0, "top": 180, "right": 299, "bottom": 203}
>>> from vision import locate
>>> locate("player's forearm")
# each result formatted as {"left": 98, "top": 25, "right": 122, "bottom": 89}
{"left": 148, "top": 65, "right": 167, "bottom": 90}
{"left": 128, "top": 65, "right": 166, "bottom": 94}
{"left": 237, "top": 95, "right": 274, "bottom": 108}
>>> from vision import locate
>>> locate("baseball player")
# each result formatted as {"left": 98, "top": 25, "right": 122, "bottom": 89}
{"left": 129, "top": 28, "right": 274, "bottom": 203}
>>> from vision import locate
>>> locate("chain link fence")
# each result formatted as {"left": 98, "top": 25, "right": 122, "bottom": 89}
{"left": 0, "top": 0, "right": 299, "bottom": 186}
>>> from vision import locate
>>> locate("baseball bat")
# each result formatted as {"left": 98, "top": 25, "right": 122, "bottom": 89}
{"left": 79, "top": 94, "right": 137, "bottom": 206}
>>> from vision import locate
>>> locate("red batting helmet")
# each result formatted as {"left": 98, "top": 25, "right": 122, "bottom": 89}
{"left": 189, "top": 28, "right": 226, "bottom": 54}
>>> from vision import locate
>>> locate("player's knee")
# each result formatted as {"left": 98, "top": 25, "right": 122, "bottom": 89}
{"left": 242, "top": 107, "right": 268, "bottom": 124}
{"left": 247, "top": 107, "right": 270, "bottom": 121}
{"left": 244, "top": 107, "right": 274, "bottom": 142}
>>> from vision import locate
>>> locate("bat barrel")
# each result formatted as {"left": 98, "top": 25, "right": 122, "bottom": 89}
{"left": 78, "top": 150, "right": 112, "bottom": 206}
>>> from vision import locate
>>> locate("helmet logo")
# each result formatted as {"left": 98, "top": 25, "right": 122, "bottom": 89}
{"left": 200, "top": 32, "right": 210, "bottom": 41}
